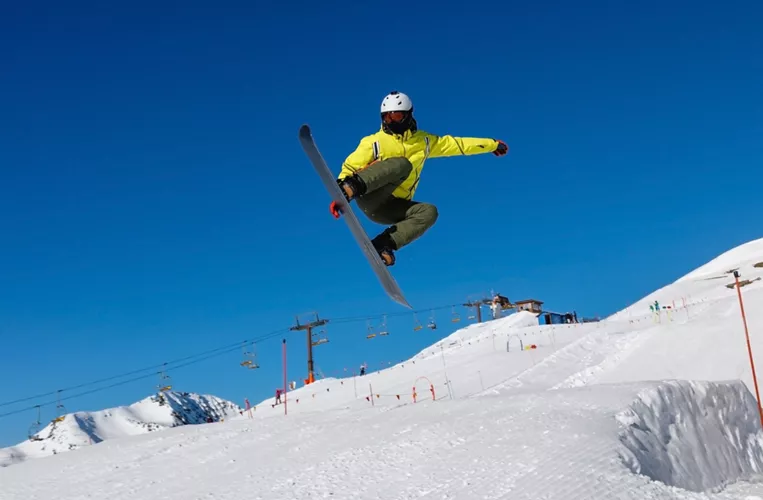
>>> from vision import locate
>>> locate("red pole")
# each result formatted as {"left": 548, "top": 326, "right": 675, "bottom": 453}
{"left": 734, "top": 272, "right": 762, "bottom": 427}
{"left": 282, "top": 339, "right": 288, "bottom": 416}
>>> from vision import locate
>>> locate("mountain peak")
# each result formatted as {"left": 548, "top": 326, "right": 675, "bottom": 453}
{"left": 1, "top": 391, "right": 242, "bottom": 467}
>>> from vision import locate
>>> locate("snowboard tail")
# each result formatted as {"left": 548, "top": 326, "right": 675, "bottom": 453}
{"left": 298, "top": 124, "right": 411, "bottom": 309}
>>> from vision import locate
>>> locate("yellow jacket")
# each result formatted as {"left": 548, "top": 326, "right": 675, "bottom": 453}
{"left": 339, "top": 127, "right": 500, "bottom": 200}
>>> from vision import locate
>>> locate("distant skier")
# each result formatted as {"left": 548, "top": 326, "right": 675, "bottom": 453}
{"left": 332, "top": 91, "right": 509, "bottom": 265}
{"left": 275, "top": 388, "right": 282, "bottom": 405}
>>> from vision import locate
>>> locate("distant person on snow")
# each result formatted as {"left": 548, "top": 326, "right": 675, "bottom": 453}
{"left": 275, "top": 388, "right": 282, "bottom": 405}
{"left": 332, "top": 91, "right": 509, "bottom": 266}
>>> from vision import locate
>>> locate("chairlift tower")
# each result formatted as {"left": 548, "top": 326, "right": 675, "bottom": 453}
{"left": 463, "top": 297, "right": 491, "bottom": 323}
{"left": 290, "top": 312, "right": 329, "bottom": 385}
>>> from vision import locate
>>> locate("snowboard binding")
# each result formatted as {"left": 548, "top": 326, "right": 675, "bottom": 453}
{"left": 330, "top": 175, "right": 366, "bottom": 218}
{"left": 371, "top": 229, "right": 397, "bottom": 267}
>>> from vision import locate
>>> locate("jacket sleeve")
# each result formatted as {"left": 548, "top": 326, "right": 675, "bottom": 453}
{"left": 338, "top": 136, "right": 376, "bottom": 180}
{"left": 428, "top": 134, "right": 499, "bottom": 158}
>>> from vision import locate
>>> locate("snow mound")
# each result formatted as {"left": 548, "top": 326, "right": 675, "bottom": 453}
{"left": 618, "top": 380, "right": 763, "bottom": 492}
{"left": 677, "top": 238, "right": 763, "bottom": 283}
{"left": 0, "top": 391, "right": 241, "bottom": 468}
{"left": 611, "top": 238, "right": 763, "bottom": 321}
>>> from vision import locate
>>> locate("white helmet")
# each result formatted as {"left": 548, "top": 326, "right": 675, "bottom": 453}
{"left": 380, "top": 91, "right": 413, "bottom": 113}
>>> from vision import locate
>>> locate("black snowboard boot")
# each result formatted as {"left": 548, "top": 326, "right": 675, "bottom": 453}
{"left": 337, "top": 174, "right": 367, "bottom": 202}
{"left": 371, "top": 228, "right": 397, "bottom": 266}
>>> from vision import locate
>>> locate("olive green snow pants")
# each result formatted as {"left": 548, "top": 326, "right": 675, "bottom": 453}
{"left": 354, "top": 157, "right": 439, "bottom": 250}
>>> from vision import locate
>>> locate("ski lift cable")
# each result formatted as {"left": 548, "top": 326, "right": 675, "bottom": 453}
{"left": 0, "top": 342, "right": 246, "bottom": 420}
{"left": 0, "top": 343, "right": 243, "bottom": 408}
{"left": 329, "top": 303, "right": 462, "bottom": 324}
{"left": 0, "top": 298, "right": 490, "bottom": 415}
{"left": 0, "top": 326, "right": 294, "bottom": 416}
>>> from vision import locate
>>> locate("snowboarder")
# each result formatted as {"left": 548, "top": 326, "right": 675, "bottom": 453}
{"left": 332, "top": 91, "right": 509, "bottom": 266}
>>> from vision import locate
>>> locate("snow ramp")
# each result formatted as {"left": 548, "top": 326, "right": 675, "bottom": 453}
{"left": 617, "top": 379, "right": 763, "bottom": 493}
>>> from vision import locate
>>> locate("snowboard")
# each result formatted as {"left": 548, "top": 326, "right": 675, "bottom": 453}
{"left": 298, "top": 124, "right": 412, "bottom": 309}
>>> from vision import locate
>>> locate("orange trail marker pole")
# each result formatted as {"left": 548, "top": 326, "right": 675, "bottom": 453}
{"left": 734, "top": 271, "right": 763, "bottom": 427}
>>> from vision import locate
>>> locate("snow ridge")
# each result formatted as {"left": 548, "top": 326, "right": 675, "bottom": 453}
{"left": 0, "top": 391, "right": 242, "bottom": 468}
{"left": 617, "top": 380, "right": 763, "bottom": 492}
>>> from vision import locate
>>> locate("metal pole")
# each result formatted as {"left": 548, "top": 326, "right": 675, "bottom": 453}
{"left": 734, "top": 271, "right": 763, "bottom": 427}
{"left": 282, "top": 339, "right": 288, "bottom": 416}
{"left": 440, "top": 344, "right": 454, "bottom": 399}
{"left": 306, "top": 325, "right": 314, "bottom": 384}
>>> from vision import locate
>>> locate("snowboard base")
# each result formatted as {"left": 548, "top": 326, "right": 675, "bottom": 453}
{"left": 298, "top": 124, "right": 411, "bottom": 309}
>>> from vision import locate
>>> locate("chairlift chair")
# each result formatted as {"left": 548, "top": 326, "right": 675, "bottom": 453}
{"left": 378, "top": 314, "right": 389, "bottom": 336}
{"left": 451, "top": 306, "right": 461, "bottom": 323}
{"left": 240, "top": 341, "right": 260, "bottom": 369}
{"left": 366, "top": 320, "right": 377, "bottom": 339}
{"left": 51, "top": 390, "right": 67, "bottom": 423}
{"left": 413, "top": 312, "right": 424, "bottom": 331}
{"left": 427, "top": 310, "right": 437, "bottom": 330}
{"left": 311, "top": 328, "right": 329, "bottom": 346}
{"left": 28, "top": 405, "right": 43, "bottom": 441}
{"left": 156, "top": 371, "right": 173, "bottom": 392}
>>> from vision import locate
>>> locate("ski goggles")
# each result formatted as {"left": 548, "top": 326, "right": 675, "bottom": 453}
{"left": 382, "top": 111, "right": 409, "bottom": 123}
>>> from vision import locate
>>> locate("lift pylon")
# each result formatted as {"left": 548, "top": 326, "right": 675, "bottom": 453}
{"left": 464, "top": 297, "right": 492, "bottom": 323}
{"left": 290, "top": 312, "right": 329, "bottom": 385}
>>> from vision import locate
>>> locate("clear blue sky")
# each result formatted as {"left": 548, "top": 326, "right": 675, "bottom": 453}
{"left": 1, "top": 0, "right": 761, "bottom": 446}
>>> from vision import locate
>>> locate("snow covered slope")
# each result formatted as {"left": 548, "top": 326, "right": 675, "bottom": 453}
{"left": 0, "top": 391, "right": 242, "bottom": 467}
{"left": 2, "top": 380, "right": 762, "bottom": 499}
{"left": 2, "top": 237, "right": 763, "bottom": 499}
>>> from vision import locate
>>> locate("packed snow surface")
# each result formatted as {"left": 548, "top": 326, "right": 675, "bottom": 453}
{"left": 2, "top": 237, "right": 763, "bottom": 499}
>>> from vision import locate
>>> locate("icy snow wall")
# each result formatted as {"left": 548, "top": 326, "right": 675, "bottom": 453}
{"left": 617, "top": 380, "right": 763, "bottom": 492}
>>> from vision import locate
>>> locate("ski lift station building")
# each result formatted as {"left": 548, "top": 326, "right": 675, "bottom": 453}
{"left": 514, "top": 299, "right": 577, "bottom": 325}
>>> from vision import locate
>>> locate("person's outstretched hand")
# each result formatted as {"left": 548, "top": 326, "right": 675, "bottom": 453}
{"left": 493, "top": 140, "right": 508, "bottom": 156}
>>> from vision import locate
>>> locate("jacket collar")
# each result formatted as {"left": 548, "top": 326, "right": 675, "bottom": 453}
{"left": 380, "top": 116, "right": 418, "bottom": 140}
{"left": 379, "top": 125, "right": 417, "bottom": 141}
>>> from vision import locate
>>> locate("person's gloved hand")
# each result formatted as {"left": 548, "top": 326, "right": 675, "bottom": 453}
{"left": 329, "top": 200, "right": 344, "bottom": 219}
{"left": 493, "top": 140, "right": 508, "bottom": 156}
